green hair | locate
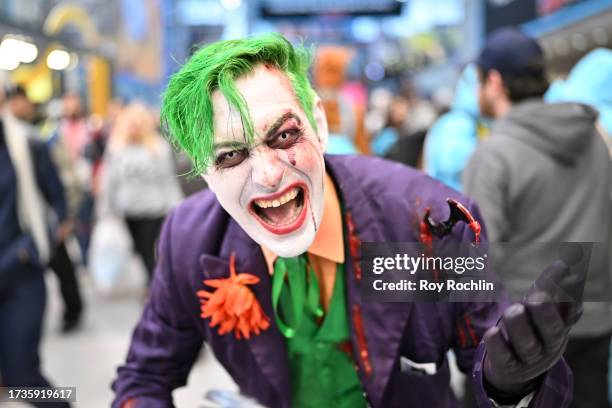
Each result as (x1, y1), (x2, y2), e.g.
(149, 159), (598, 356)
(161, 33), (317, 174)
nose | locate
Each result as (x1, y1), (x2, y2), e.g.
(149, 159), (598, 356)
(251, 148), (284, 190)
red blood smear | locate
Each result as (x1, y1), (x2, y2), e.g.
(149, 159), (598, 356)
(310, 208), (317, 232)
(469, 220), (481, 245)
(352, 304), (372, 376)
(419, 213), (439, 281)
(287, 150), (296, 166)
(454, 200), (481, 245)
(419, 219), (433, 248)
(463, 313), (478, 346)
(346, 212), (362, 281)
(457, 325), (467, 348)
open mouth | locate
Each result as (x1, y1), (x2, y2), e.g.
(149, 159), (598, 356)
(249, 184), (308, 235)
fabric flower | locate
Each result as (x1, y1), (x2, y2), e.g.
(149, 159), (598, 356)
(197, 253), (270, 339)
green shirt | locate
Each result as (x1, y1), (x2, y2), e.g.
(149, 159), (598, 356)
(275, 262), (366, 408)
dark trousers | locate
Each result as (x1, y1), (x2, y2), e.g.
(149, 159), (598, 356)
(48, 241), (83, 323)
(564, 332), (612, 408)
(0, 271), (70, 407)
(75, 192), (94, 264)
(125, 216), (164, 283)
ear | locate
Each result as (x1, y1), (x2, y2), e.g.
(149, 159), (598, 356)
(488, 70), (505, 94)
(312, 94), (328, 153)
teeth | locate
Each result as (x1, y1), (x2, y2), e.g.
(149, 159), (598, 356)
(255, 187), (300, 209)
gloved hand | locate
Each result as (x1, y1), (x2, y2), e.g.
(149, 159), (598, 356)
(483, 258), (585, 400)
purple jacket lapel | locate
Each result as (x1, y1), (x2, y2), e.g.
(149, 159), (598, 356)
(199, 220), (291, 405)
(327, 156), (413, 407)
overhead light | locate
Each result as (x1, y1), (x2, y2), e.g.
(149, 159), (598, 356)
(220, 0), (241, 11)
(0, 53), (19, 70)
(18, 42), (38, 63)
(0, 37), (38, 63)
(47, 49), (71, 70)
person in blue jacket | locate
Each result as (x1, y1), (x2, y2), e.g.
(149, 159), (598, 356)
(424, 64), (487, 191)
(0, 88), (69, 407)
(546, 48), (612, 138)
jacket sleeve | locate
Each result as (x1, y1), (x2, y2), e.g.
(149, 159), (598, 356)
(449, 201), (573, 407)
(112, 211), (205, 408)
(31, 140), (67, 222)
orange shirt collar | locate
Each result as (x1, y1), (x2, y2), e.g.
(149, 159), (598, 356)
(261, 173), (344, 271)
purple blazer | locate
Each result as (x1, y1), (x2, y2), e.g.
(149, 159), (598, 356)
(112, 155), (572, 408)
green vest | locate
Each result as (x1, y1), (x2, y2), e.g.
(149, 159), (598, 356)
(274, 262), (367, 408)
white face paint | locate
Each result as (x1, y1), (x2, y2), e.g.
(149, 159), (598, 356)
(203, 64), (329, 257)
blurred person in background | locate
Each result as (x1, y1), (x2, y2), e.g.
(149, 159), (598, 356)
(463, 28), (612, 408)
(99, 103), (183, 284)
(5, 85), (37, 124)
(370, 94), (405, 157)
(0, 88), (69, 407)
(364, 86), (393, 148)
(380, 84), (438, 168)
(312, 46), (361, 155)
(546, 47), (612, 142)
(403, 83), (438, 137)
(424, 64), (487, 191)
(380, 94), (428, 166)
(59, 94), (95, 264)
(39, 98), (85, 333)
(545, 46), (612, 408)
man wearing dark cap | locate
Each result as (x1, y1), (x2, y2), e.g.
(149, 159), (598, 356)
(464, 28), (612, 408)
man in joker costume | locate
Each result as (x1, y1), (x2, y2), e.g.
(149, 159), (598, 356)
(113, 34), (577, 407)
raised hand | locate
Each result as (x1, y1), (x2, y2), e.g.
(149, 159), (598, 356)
(483, 258), (585, 400)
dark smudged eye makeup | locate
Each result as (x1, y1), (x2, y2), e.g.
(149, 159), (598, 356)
(215, 149), (249, 169)
(267, 128), (302, 149)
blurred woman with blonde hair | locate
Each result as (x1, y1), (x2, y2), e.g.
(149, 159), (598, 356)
(99, 102), (183, 283)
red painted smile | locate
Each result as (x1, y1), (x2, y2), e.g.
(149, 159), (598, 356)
(248, 182), (309, 235)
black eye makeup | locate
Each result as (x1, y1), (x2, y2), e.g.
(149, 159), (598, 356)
(267, 125), (303, 149)
(215, 148), (249, 169)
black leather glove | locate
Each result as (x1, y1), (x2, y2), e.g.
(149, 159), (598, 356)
(483, 259), (584, 400)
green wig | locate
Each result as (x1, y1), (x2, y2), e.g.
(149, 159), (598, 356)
(161, 33), (317, 174)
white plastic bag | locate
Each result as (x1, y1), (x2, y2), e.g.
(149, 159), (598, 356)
(88, 216), (132, 291)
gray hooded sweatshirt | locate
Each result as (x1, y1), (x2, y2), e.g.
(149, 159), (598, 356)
(463, 100), (612, 337)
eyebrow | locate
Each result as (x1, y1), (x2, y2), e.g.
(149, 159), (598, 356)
(213, 111), (302, 151)
(265, 111), (302, 138)
(213, 141), (249, 151)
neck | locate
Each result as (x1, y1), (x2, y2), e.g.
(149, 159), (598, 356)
(494, 97), (512, 119)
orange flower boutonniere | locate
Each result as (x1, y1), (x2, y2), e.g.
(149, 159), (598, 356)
(197, 253), (270, 339)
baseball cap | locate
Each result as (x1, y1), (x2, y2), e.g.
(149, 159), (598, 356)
(477, 27), (544, 77)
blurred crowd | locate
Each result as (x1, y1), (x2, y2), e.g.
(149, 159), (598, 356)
(0, 27), (611, 408)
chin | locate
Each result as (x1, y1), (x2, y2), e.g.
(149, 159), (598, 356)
(262, 226), (317, 258)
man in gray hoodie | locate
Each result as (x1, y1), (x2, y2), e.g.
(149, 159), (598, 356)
(464, 28), (612, 408)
